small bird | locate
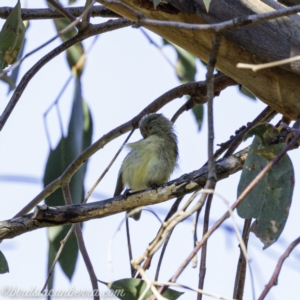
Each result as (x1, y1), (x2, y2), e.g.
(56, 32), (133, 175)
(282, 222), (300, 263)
(114, 113), (178, 220)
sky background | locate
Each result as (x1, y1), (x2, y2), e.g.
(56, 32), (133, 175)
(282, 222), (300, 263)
(0, 1), (300, 299)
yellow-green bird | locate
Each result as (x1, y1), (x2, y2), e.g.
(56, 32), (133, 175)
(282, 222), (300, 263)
(114, 113), (178, 220)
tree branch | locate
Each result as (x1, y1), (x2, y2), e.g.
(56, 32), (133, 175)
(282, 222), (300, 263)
(104, 0), (300, 33)
(101, 0), (300, 120)
(13, 73), (236, 217)
(0, 6), (120, 20)
(258, 236), (300, 300)
(46, 0), (77, 23)
(0, 147), (249, 240)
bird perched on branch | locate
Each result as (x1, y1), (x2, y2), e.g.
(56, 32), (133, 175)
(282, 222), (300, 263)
(114, 113), (178, 220)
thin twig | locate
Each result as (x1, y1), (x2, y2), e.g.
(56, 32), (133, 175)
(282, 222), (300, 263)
(258, 236), (300, 300)
(74, 223), (99, 300)
(208, 105), (277, 165)
(135, 197), (183, 279)
(107, 218), (125, 282)
(154, 230), (174, 281)
(206, 33), (222, 180)
(62, 185), (99, 300)
(152, 197), (185, 281)
(197, 194), (213, 300)
(125, 215), (134, 277)
(127, 2), (300, 33)
(47, 0), (77, 23)
(195, 32), (221, 300)
(171, 74), (237, 123)
(237, 56), (300, 72)
(41, 224), (75, 293)
(84, 129), (134, 203)
(232, 219), (252, 300)
(223, 106), (277, 157)
(139, 28), (177, 72)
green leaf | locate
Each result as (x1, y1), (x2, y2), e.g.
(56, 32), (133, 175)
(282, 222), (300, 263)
(237, 125), (294, 249)
(153, 0), (160, 9)
(203, 0), (212, 12)
(49, 3), (85, 77)
(192, 104), (204, 131)
(0, 0), (25, 69)
(0, 251), (9, 274)
(163, 39), (196, 84)
(239, 86), (256, 101)
(100, 278), (183, 300)
(43, 77), (93, 280)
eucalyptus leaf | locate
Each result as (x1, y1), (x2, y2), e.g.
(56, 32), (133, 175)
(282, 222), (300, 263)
(192, 104), (204, 131)
(49, 1), (85, 77)
(0, 0), (25, 69)
(0, 251), (9, 274)
(237, 124), (294, 248)
(163, 39), (196, 84)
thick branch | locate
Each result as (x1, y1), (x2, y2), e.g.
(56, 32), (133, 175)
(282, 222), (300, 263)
(0, 147), (248, 240)
(0, 6), (120, 20)
(102, 0), (300, 120)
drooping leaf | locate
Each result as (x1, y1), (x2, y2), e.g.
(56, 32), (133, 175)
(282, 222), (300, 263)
(100, 278), (183, 300)
(0, 251), (9, 274)
(192, 104), (204, 131)
(43, 78), (93, 280)
(239, 85), (256, 101)
(163, 39), (196, 84)
(49, 1), (85, 77)
(203, 0), (212, 12)
(0, 0), (25, 69)
(237, 124), (294, 249)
